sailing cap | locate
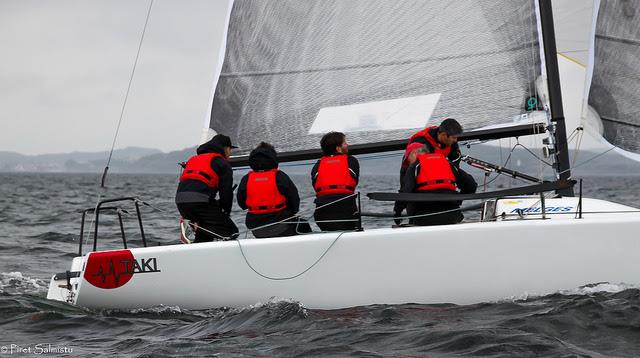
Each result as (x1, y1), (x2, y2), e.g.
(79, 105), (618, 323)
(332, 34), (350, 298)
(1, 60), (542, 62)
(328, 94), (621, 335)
(212, 134), (238, 149)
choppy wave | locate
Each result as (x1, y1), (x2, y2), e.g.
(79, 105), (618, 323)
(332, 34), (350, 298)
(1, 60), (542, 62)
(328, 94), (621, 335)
(560, 282), (640, 296)
(2, 282), (640, 356)
(2, 173), (640, 357)
(0, 272), (48, 295)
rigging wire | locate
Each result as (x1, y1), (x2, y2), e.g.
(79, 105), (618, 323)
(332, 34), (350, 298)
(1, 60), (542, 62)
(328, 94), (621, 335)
(513, 142), (553, 167)
(571, 127), (584, 169)
(102, 0), (154, 187)
(84, 0), (154, 250)
(559, 146), (617, 176)
(471, 138), (555, 190)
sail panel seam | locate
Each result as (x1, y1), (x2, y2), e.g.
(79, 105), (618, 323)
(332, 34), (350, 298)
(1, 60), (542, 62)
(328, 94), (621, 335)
(595, 34), (640, 47)
(600, 117), (640, 128)
(219, 44), (539, 78)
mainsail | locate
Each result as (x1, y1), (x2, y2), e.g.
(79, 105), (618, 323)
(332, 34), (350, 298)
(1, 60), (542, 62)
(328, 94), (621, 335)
(585, 0), (640, 158)
(209, 0), (544, 156)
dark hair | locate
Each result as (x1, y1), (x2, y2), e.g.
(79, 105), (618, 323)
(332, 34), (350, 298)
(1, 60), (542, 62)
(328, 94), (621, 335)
(256, 141), (276, 155)
(438, 118), (463, 136)
(320, 132), (345, 155)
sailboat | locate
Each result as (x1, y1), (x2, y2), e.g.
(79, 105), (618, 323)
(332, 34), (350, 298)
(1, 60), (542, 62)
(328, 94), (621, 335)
(47, 0), (640, 310)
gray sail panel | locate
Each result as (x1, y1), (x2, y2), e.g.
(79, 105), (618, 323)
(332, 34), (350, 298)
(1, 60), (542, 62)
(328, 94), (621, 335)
(587, 0), (640, 154)
(210, 0), (542, 155)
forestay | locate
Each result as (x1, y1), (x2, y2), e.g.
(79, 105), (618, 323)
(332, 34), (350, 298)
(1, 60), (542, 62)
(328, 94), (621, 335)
(585, 0), (640, 158)
(208, 0), (544, 155)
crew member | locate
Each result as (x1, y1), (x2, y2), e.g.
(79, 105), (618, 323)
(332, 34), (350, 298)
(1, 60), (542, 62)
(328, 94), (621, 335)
(237, 142), (311, 238)
(394, 146), (477, 226)
(395, 118), (477, 222)
(175, 134), (239, 242)
(400, 118), (465, 183)
(311, 132), (360, 231)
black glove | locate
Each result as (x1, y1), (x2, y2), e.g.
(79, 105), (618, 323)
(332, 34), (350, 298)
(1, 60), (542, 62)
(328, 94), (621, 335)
(394, 210), (403, 225)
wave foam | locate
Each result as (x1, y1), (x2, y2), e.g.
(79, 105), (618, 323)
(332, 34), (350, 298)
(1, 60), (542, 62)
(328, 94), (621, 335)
(559, 282), (639, 296)
(0, 271), (49, 295)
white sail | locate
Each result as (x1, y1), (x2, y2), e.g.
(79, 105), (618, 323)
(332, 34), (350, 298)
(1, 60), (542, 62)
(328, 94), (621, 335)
(584, 0), (640, 160)
(209, 0), (544, 155)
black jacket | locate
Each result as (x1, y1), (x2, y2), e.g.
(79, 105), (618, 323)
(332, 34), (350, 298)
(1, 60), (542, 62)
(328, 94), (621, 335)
(175, 138), (234, 214)
(237, 145), (301, 215)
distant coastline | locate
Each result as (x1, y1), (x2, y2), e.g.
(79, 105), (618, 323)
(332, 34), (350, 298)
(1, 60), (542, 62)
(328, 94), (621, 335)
(1, 145), (640, 176)
(0, 146), (192, 174)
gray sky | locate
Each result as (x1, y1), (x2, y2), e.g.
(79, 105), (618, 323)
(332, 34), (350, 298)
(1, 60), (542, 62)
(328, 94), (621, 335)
(0, 0), (229, 155)
(0, 0), (603, 156)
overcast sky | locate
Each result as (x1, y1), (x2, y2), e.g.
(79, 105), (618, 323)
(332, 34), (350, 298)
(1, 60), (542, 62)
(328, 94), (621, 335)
(1, 0), (603, 156)
(0, 0), (229, 155)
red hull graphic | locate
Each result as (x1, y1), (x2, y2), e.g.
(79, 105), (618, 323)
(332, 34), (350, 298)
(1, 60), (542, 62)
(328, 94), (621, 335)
(84, 250), (135, 289)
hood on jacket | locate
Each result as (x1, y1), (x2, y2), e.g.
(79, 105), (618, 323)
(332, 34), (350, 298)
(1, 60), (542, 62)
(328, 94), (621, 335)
(249, 146), (278, 171)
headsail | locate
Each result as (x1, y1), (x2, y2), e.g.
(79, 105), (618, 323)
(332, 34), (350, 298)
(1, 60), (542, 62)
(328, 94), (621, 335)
(585, 0), (640, 160)
(209, 0), (544, 156)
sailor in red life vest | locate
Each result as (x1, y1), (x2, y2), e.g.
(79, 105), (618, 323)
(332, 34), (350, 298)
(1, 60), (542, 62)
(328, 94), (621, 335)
(400, 118), (465, 183)
(311, 132), (360, 231)
(175, 134), (239, 242)
(394, 146), (477, 226)
(237, 142), (311, 238)
(395, 118), (477, 224)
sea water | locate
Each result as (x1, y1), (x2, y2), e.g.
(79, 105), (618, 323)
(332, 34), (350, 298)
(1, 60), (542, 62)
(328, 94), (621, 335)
(1, 172), (640, 357)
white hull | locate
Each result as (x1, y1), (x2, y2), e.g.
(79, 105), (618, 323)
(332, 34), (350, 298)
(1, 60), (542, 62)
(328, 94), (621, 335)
(48, 197), (640, 310)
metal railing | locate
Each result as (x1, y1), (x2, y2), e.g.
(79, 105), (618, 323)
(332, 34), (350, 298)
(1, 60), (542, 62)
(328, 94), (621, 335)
(78, 197), (147, 256)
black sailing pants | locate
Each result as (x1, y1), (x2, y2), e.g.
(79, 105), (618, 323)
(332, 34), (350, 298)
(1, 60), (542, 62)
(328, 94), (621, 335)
(177, 202), (238, 242)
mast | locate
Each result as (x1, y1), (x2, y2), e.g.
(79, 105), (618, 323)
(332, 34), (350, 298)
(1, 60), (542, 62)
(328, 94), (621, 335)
(538, 0), (574, 196)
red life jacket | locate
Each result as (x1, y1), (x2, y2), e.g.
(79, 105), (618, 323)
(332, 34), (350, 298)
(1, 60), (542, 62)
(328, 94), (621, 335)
(415, 153), (457, 191)
(408, 126), (451, 157)
(179, 153), (224, 188)
(314, 155), (357, 197)
(246, 169), (287, 214)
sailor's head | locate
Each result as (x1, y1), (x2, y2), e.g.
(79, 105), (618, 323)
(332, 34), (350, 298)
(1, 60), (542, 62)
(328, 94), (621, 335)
(321, 131), (348, 155)
(211, 134), (237, 158)
(437, 118), (463, 147)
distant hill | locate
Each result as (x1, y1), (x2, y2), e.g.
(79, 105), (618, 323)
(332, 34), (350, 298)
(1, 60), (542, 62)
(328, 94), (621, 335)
(0, 147), (164, 173)
(2, 144), (640, 176)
